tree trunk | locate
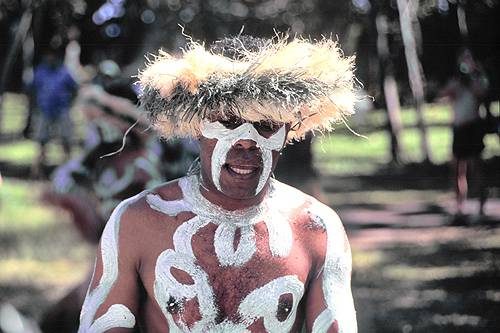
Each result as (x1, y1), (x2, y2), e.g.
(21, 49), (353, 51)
(376, 14), (407, 164)
(457, 0), (468, 41)
(396, 0), (432, 162)
(0, 2), (33, 139)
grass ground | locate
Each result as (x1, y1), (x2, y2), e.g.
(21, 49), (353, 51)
(1, 93), (500, 331)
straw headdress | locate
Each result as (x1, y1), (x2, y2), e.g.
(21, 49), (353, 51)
(138, 34), (358, 141)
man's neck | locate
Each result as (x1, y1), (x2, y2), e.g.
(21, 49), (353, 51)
(199, 183), (269, 212)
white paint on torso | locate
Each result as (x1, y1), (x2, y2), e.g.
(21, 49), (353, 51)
(86, 304), (135, 333)
(307, 201), (357, 333)
(151, 175), (302, 331)
(79, 195), (140, 332)
(238, 275), (304, 332)
(79, 175), (356, 332)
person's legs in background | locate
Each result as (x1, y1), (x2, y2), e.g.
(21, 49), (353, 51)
(60, 111), (73, 163)
(453, 156), (468, 219)
(32, 114), (51, 179)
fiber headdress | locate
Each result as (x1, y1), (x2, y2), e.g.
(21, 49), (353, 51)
(138, 34), (358, 141)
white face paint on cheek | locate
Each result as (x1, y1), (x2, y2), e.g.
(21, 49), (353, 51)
(200, 120), (286, 195)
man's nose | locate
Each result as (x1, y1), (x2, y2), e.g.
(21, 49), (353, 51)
(234, 139), (258, 150)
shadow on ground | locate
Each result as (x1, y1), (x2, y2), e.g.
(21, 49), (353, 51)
(349, 225), (500, 333)
(316, 158), (500, 333)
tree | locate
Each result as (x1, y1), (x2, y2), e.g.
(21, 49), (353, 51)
(376, 11), (407, 163)
(396, 0), (431, 162)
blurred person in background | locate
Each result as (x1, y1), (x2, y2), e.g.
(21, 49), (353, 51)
(40, 58), (200, 332)
(438, 49), (490, 224)
(26, 47), (79, 179)
(39, 60), (165, 332)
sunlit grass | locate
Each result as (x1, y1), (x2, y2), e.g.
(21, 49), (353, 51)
(313, 131), (391, 175)
(0, 92), (85, 165)
(0, 140), (82, 166)
(313, 102), (500, 175)
(382, 263), (491, 281)
(324, 189), (450, 207)
(351, 248), (385, 270)
(0, 258), (90, 286)
(0, 178), (57, 231)
(0, 177), (94, 290)
(0, 93), (27, 136)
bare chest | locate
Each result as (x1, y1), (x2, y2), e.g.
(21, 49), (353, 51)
(141, 219), (310, 332)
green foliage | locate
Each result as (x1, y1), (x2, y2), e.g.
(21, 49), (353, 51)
(312, 102), (500, 175)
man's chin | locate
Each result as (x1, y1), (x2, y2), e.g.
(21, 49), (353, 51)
(219, 186), (259, 201)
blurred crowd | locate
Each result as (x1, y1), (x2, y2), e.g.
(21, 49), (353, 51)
(15, 32), (200, 332)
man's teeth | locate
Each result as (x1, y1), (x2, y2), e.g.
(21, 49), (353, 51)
(230, 166), (253, 175)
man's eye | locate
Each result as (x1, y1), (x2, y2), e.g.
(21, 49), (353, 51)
(219, 120), (242, 129)
(254, 121), (281, 133)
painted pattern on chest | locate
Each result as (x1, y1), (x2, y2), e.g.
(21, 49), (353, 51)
(149, 175), (304, 332)
(78, 175), (355, 332)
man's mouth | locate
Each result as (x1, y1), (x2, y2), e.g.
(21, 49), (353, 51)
(226, 164), (259, 176)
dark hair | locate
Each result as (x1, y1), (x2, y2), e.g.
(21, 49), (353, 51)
(209, 35), (271, 60)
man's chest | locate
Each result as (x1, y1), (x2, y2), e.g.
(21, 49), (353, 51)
(140, 220), (311, 332)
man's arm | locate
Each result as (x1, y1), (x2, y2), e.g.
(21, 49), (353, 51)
(78, 196), (143, 332)
(304, 203), (357, 333)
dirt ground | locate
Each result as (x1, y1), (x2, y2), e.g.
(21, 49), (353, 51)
(329, 160), (500, 333)
(345, 204), (500, 333)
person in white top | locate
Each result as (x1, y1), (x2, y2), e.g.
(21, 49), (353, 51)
(438, 49), (490, 223)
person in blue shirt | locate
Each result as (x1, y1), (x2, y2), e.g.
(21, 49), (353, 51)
(27, 47), (79, 178)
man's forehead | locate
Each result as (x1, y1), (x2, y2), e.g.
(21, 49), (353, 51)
(207, 112), (287, 125)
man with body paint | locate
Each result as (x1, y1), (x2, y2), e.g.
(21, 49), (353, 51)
(78, 35), (358, 332)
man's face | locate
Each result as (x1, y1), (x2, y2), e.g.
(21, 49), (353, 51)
(199, 113), (289, 201)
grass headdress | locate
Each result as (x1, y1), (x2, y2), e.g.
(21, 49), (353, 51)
(138, 34), (358, 141)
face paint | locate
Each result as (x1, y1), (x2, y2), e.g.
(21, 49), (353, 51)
(200, 119), (286, 196)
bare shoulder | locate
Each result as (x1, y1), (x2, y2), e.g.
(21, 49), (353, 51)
(272, 180), (349, 255)
(272, 180), (343, 230)
(104, 179), (187, 245)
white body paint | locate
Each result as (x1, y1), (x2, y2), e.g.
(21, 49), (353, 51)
(79, 175), (356, 332)
(87, 304), (135, 333)
(152, 175), (301, 332)
(238, 275), (304, 332)
(79, 195), (140, 332)
(307, 202), (357, 333)
(200, 120), (286, 195)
